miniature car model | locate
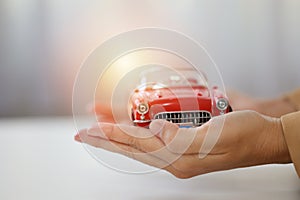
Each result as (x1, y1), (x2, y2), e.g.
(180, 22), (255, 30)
(129, 68), (232, 128)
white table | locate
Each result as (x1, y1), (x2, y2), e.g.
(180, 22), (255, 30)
(0, 117), (299, 200)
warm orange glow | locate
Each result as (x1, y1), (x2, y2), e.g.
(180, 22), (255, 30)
(95, 49), (195, 107)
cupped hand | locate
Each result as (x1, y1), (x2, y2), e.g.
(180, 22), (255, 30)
(89, 102), (133, 125)
(227, 89), (297, 117)
(75, 110), (291, 178)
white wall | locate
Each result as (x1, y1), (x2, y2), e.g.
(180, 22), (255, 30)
(0, 0), (299, 117)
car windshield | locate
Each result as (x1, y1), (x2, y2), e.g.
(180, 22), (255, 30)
(138, 67), (208, 89)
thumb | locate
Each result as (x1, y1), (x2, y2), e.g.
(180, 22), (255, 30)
(149, 120), (179, 144)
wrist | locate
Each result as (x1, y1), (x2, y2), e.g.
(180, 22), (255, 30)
(271, 118), (292, 164)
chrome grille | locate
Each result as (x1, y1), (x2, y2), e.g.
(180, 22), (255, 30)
(153, 111), (211, 127)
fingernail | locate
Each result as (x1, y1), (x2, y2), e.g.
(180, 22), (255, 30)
(74, 133), (82, 142)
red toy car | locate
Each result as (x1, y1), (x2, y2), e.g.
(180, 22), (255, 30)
(129, 68), (232, 128)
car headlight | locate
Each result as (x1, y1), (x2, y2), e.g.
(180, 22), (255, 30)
(137, 103), (149, 114)
(216, 98), (228, 111)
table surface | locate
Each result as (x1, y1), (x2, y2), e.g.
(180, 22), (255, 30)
(0, 117), (299, 200)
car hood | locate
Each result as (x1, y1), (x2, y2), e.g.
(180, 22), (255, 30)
(132, 86), (210, 103)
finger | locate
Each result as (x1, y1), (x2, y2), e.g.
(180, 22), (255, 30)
(77, 130), (228, 178)
(87, 102), (115, 123)
(77, 129), (184, 177)
(93, 102), (113, 116)
(96, 115), (115, 123)
(150, 120), (203, 154)
(87, 123), (185, 165)
(151, 120), (207, 154)
(74, 133), (82, 142)
(87, 123), (166, 153)
(93, 103), (132, 124)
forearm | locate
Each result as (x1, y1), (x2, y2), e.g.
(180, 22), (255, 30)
(284, 88), (300, 111)
(227, 89), (299, 117)
(251, 88), (300, 117)
(257, 96), (297, 117)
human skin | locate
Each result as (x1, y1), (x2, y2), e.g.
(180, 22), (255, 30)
(75, 110), (292, 178)
(227, 90), (297, 117)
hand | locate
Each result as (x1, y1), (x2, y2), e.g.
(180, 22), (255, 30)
(88, 102), (128, 124)
(91, 102), (114, 123)
(75, 110), (291, 178)
(227, 89), (296, 117)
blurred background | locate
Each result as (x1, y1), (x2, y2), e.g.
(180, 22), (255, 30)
(0, 0), (299, 118)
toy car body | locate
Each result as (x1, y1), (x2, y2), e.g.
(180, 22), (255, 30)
(129, 69), (232, 128)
